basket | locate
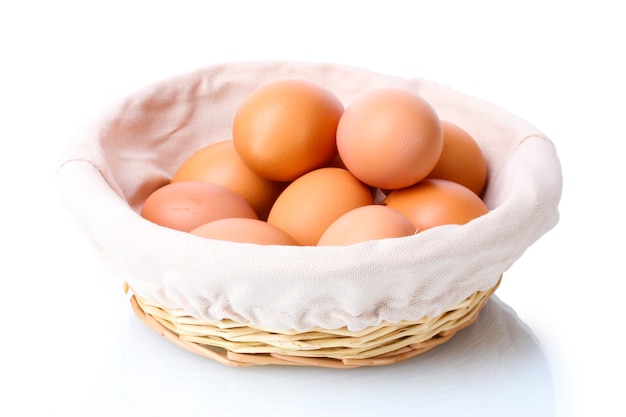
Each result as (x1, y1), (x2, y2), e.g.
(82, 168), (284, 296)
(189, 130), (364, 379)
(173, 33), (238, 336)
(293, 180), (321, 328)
(56, 61), (562, 367)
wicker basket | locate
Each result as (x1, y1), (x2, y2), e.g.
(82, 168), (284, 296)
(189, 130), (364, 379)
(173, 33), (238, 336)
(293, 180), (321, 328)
(57, 61), (562, 368)
(126, 278), (500, 368)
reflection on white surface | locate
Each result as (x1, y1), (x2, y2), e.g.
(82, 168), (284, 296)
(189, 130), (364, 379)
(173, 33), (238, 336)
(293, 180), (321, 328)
(87, 295), (554, 417)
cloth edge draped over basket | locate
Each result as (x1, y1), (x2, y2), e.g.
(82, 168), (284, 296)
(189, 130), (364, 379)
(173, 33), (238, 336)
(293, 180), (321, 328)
(56, 61), (562, 333)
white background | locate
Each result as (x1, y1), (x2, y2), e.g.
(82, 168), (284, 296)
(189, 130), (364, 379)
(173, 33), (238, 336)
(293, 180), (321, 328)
(1, 1), (624, 416)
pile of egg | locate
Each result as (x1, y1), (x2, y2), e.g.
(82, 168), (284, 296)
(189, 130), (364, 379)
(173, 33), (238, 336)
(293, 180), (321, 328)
(140, 79), (488, 246)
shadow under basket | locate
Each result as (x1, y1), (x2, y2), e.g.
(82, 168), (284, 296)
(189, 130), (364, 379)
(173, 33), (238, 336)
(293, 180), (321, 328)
(126, 278), (500, 368)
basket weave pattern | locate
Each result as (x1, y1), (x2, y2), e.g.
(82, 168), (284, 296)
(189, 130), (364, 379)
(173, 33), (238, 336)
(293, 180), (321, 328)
(128, 278), (499, 368)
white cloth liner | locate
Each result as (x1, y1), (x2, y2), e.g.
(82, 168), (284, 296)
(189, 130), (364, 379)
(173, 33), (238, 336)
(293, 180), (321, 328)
(56, 61), (562, 332)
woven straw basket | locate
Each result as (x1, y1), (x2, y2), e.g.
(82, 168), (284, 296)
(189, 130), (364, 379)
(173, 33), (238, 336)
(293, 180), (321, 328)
(57, 61), (562, 368)
(126, 279), (500, 368)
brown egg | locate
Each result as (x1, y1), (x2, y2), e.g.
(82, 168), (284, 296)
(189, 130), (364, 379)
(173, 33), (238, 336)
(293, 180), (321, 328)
(190, 218), (299, 246)
(382, 179), (489, 232)
(171, 140), (285, 220)
(232, 78), (344, 182)
(317, 204), (416, 246)
(336, 87), (443, 189)
(267, 167), (374, 246)
(425, 121), (488, 196)
(140, 181), (258, 232)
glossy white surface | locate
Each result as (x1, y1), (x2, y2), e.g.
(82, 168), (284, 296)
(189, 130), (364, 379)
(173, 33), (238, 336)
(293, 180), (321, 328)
(88, 295), (555, 417)
(2, 1), (624, 416)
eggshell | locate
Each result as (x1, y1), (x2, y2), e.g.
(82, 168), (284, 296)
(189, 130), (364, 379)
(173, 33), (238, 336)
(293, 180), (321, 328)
(267, 167), (374, 246)
(425, 121), (488, 196)
(172, 140), (285, 220)
(140, 181), (258, 232)
(382, 178), (489, 232)
(336, 87), (443, 189)
(232, 78), (343, 182)
(317, 204), (415, 246)
(191, 218), (299, 246)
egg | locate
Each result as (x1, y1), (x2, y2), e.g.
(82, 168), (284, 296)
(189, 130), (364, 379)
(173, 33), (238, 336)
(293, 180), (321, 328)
(267, 167), (374, 246)
(317, 204), (415, 246)
(382, 178), (489, 232)
(336, 87), (443, 190)
(171, 140), (285, 220)
(191, 218), (299, 245)
(425, 120), (488, 196)
(232, 78), (344, 182)
(140, 181), (258, 232)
